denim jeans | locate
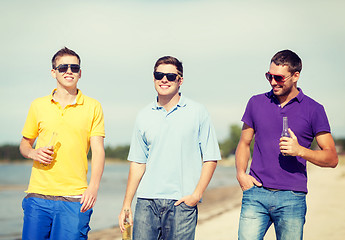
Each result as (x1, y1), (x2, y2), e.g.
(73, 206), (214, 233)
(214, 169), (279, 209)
(133, 198), (198, 240)
(238, 186), (306, 240)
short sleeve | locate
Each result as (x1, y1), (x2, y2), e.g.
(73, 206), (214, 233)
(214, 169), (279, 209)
(198, 107), (221, 161)
(127, 117), (149, 163)
(311, 104), (331, 136)
(22, 101), (39, 139)
(241, 96), (255, 130)
(90, 101), (105, 137)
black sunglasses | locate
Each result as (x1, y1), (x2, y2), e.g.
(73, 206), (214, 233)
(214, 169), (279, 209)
(55, 64), (80, 73)
(154, 72), (179, 81)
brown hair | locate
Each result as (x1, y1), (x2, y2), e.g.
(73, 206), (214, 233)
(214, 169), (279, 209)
(271, 49), (302, 74)
(154, 56), (183, 77)
(51, 47), (81, 69)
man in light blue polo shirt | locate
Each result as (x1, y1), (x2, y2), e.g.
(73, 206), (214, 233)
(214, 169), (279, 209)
(118, 56), (221, 240)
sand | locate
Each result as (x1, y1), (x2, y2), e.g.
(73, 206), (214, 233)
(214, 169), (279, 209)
(89, 157), (345, 240)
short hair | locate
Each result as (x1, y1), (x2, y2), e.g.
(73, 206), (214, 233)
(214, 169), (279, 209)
(154, 56), (183, 77)
(271, 49), (302, 74)
(51, 47), (81, 69)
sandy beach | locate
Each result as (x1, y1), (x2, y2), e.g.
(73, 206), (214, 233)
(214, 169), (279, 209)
(89, 157), (345, 240)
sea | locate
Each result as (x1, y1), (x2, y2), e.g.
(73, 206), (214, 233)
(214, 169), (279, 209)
(0, 162), (237, 240)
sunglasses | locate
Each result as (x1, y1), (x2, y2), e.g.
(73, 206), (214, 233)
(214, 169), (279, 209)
(265, 72), (294, 83)
(55, 64), (81, 73)
(154, 72), (179, 81)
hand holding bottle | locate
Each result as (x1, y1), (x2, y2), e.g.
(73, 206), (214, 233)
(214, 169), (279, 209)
(41, 132), (58, 166)
(121, 209), (132, 240)
(280, 117), (291, 156)
(280, 128), (302, 157)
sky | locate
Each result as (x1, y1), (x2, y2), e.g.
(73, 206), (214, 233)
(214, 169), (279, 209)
(1, 0), (344, 147)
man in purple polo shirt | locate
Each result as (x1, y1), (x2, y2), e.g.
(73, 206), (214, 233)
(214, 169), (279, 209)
(235, 49), (338, 239)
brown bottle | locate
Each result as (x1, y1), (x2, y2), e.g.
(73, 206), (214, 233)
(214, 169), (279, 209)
(122, 210), (132, 240)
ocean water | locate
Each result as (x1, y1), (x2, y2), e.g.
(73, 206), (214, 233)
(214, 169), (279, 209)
(0, 162), (236, 239)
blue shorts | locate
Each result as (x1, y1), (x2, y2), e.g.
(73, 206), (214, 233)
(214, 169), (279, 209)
(22, 193), (93, 240)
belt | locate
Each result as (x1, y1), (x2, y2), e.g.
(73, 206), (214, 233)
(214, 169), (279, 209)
(25, 193), (81, 202)
(264, 187), (281, 192)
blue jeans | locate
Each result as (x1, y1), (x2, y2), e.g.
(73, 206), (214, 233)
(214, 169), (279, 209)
(238, 186), (306, 240)
(22, 195), (93, 240)
(133, 198), (198, 240)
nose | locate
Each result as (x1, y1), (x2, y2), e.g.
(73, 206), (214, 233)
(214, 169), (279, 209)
(161, 76), (169, 82)
(65, 66), (73, 74)
(270, 77), (278, 85)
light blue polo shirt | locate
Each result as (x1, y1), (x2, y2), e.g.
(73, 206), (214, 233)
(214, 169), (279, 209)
(128, 94), (221, 200)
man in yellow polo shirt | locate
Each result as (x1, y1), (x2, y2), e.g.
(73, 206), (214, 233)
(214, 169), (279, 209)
(19, 47), (105, 240)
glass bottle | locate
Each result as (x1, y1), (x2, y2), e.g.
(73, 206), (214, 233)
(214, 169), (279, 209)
(122, 210), (132, 240)
(41, 132), (58, 166)
(281, 117), (290, 138)
(281, 117), (290, 156)
(47, 132), (58, 150)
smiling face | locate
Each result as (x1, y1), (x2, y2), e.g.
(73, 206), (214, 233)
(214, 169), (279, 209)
(51, 55), (81, 91)
(154, 64), (183, 99)
(268, 62), (299, 98)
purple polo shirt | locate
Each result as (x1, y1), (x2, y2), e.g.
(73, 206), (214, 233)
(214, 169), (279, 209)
(242, 89), (330, 193)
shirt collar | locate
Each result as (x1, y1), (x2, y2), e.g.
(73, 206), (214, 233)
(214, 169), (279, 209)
(266, 88), (304, 104)
(151, 93), (186, 110)
(295, 88), (304, 102)
(50, 88), (84, 105)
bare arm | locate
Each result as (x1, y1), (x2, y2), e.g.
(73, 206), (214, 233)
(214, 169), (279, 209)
(280, 130), (338, 168)
(118, 161), (146, 232)
(80, 136), (105, 212)
(174, 160), (217, 207)
(19, 137), (54, 164)
(235, 123), (262, 191)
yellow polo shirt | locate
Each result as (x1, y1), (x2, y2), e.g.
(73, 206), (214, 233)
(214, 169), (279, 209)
(22, 89), (105, 196)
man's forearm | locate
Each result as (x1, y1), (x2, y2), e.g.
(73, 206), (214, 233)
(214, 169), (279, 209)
(19, 137), (35, 159)
(89, 136), (105, 190)
(89, 151), (105, 190)
(122, 162), (146, 208)
(284, 131), (338, 168)
(236, 123), (254, 178)
(192, 161), (217, 200)
(298, 147), (338, 168)
(235, 141), (251, 177)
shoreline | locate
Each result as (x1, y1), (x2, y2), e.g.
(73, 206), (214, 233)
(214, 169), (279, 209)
(4, 157), (344, 239)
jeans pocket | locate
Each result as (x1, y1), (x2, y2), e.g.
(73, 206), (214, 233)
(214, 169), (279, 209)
(290, 191), (306, 197)
(243, 185), (255, 193)
(179, 202), (197, 210)
(22, 197), (27, 211)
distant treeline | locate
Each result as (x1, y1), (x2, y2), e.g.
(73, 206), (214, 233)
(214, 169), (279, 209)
(336, 138), (345, 153)
(1, 125), (344, 161)
(0, 145), (26, 161)
(0, 144), (131, 162)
